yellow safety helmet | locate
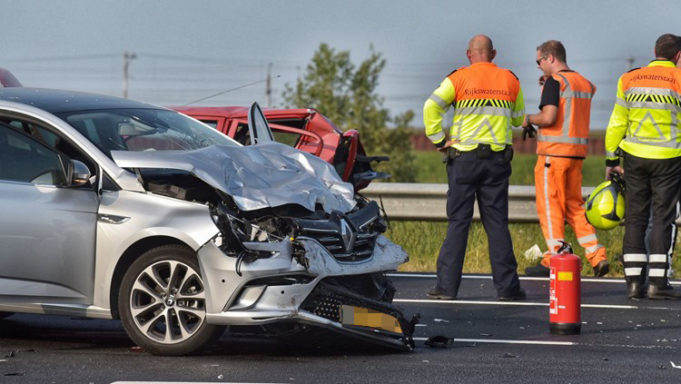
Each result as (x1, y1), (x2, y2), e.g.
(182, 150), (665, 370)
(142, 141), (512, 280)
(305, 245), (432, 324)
(585, 173), (625, 230)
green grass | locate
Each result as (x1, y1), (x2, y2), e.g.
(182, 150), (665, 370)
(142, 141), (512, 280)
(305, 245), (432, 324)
(412, 151), (606, 186)
(383, 150), (681, 277)
(386, 220), (681, 277)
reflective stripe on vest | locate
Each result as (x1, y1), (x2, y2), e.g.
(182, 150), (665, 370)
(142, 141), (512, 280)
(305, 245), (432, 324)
(621, 86), (681, 149)
(427, 131), (446, 143)
(536, 133), (588, 144)
(428, 93), (449, 109)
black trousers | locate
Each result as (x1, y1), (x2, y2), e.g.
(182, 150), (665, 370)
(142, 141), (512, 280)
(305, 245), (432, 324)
(622, 152), (681, 287)
(435, 149), (521, 297)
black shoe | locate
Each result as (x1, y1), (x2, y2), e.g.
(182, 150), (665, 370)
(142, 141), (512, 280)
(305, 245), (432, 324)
(627, 281), (645, 299)
(498, 288), (526, 301)
(525, 264), (550, 277)
(648, 284), (681, 300)
(593, 260), (610, 277)
(427, 287), (456, 300)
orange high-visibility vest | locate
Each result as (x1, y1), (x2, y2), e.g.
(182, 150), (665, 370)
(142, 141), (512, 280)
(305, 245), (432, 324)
(537, 71), (595, 158)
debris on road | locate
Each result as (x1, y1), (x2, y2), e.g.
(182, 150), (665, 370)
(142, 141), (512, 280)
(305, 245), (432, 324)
(424, 335), (453, 348)
(523, 244), (542, 262)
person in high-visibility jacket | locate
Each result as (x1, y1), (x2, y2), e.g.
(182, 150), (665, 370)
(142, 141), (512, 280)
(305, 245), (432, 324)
(605, 33), (681, 300)
(423, 34), (525, 301)
(522, 40), (609, 277)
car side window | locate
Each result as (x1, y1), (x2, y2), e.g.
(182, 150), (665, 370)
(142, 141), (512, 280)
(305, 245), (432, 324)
(1, 117), (98, 176)
(270, 125), (302, 147)
(200, 119), (218, 129)
(0, 123), (66, 185)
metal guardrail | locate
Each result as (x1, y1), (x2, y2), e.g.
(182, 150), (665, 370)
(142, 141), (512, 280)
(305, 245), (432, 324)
(363, 183), (595, 222)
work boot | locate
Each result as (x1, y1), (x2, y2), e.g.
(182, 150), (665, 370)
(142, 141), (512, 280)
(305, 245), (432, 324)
(648, 283), (681, 300)
(593, 260), (610, 277)
(525, 263), (549, 277)
(627, 281), (645, 299)
(498, 288), (526, 301)
(427, 287), (456, 300)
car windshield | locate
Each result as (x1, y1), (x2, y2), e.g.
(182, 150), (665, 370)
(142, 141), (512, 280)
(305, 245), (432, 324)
(58, 108), (238, 158)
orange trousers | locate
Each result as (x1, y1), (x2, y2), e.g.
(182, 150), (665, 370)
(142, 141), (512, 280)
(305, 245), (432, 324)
(534, 155), (606, 267)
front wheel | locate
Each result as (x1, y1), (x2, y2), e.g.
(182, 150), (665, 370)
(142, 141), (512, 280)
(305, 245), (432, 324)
(118, 245), (225, 355)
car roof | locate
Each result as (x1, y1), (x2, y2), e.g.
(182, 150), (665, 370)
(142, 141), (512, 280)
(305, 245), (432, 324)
(0, 87), (162, 114)
(171, 105), (315, 120)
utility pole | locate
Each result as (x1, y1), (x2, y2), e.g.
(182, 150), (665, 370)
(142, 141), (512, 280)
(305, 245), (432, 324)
(627, 56), (635, 71)
(265, 63), (273, 107)
(123, 51), (137, 99)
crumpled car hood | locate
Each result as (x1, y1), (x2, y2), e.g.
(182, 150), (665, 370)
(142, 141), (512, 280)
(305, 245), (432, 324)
(111, 143), (356, 213)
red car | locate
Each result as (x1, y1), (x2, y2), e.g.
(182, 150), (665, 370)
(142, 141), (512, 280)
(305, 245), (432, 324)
(172, 106), (388, 190)
(0, 68), (22, 88)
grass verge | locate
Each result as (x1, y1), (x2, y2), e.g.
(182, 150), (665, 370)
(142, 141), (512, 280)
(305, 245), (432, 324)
(383, 151), (681, 277)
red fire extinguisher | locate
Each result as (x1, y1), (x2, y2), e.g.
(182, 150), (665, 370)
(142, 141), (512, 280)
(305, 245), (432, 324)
(549, 242), (581, 335)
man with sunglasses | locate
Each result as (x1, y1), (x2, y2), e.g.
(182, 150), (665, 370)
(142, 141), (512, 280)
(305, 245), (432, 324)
(523, 40), (609, 277)
(605, 34), (681, 299)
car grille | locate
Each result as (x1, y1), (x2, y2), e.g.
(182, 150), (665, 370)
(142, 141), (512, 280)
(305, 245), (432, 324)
(300, 278), (403, 325)
(304, 293), (343, 322)
(301, 229), (378, 262)
(294, 202), (383, 262)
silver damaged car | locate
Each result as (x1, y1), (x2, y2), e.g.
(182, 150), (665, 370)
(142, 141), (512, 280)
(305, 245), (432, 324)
(0, 88), (415, 355)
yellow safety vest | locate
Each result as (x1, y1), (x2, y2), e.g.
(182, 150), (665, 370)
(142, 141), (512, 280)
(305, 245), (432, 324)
(423, 62), (525, 152)
(605, 60), (681, 160)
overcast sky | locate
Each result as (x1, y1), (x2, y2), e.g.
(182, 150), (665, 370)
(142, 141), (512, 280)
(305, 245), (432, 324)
(2, 0), (681, 129)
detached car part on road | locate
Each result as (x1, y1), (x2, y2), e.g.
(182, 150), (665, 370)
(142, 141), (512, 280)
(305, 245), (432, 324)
(171, 106), (389, 191)
(0, 88), (415, 355)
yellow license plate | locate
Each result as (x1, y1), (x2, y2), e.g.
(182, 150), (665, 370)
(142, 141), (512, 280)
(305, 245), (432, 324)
(340, 305), (403, 334)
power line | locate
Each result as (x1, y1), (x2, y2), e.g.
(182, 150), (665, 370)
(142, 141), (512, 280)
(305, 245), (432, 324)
(182, 76), (279, 106)
(3, 53), (119, 62)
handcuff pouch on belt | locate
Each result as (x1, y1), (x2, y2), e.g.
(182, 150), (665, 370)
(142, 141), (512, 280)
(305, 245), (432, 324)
(443, 147), (462, 163)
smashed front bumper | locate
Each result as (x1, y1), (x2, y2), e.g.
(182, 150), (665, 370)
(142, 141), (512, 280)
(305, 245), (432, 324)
(197, 235), (415, 351)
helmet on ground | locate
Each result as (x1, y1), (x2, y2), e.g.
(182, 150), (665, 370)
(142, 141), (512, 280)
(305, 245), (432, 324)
(585, 173), (625, 230)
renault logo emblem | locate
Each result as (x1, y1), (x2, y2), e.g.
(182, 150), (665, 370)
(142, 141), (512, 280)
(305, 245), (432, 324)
(340, 218), (356, 251)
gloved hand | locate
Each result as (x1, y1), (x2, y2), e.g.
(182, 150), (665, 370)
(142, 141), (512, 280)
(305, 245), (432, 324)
(522, 125), (536, 141)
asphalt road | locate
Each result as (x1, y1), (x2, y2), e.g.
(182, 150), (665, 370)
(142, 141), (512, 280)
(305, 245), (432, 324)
(1, 273), (681, 384)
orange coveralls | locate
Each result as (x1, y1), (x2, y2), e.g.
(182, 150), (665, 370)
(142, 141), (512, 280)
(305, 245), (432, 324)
(535, 71), (607, 268)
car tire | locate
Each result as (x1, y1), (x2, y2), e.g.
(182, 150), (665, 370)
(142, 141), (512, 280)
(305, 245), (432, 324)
(118, 244), (225, 356)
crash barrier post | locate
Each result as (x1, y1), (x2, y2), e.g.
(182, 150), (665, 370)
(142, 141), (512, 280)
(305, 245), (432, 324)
(549, 245), (582, 335)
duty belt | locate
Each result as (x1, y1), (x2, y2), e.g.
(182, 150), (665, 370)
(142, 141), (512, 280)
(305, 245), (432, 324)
(444, 144), (513, 162)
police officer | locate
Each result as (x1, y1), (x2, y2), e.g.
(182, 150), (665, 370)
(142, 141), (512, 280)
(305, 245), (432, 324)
(523, 40), (609, 277)
(423, 35), (525, 300)
(605, 33), (681, 299)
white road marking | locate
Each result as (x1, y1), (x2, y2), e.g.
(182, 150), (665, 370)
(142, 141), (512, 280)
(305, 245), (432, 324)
(112, 382), (283, 384)
(394, 298), (666, 310)
(387, 273), (681, 285)
(413, 337), (576, 346)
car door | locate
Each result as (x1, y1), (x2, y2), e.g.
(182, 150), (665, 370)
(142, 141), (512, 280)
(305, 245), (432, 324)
(0, 122), (99, 305)
(247, 102), (274, 145)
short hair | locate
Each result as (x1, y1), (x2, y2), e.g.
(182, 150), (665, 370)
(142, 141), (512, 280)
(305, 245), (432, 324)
(655, 34), (681, 60)
(537, 40), (567, 63)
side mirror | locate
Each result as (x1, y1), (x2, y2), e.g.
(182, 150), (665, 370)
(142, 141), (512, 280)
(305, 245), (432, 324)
(68, 159), (92, 187)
